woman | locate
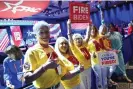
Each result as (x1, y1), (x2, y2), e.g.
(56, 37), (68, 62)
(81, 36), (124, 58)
(55, 37), (85, 89)
(107, 23), (131, 82)
(3, 45), (25, 89)
(99, 24), (117, 86)
(67, 20), (92, 89)
(88, 25), (108, 89)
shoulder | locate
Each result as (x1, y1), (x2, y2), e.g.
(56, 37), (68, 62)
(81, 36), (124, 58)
(3, 57), (11, 66)
(114, 32), (121, 35)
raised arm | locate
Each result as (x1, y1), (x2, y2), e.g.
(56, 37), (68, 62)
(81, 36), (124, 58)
(67, 19), (74, 45)
(84, 23), (92, 43)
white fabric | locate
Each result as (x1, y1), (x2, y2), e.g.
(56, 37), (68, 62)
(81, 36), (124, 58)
(92, 65), (108, 89)
(80, 68), (91, 89)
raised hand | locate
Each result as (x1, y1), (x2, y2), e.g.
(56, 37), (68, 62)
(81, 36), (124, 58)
(43, 53), (59, 70)
(67, 19), (71, 26)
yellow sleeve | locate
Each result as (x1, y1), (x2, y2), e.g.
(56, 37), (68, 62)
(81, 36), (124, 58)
(23, 49), (37, 72)
(58, 57), (74, 78)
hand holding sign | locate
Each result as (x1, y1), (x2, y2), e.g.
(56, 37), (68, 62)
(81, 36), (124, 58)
(98, 51), (119, 67)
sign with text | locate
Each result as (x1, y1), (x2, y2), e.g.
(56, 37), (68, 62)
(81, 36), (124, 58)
(98, 51), (119, 66)
(10, 26), (22, 47)
(69, 2), (90, 23)
(0, 0), (50, 18)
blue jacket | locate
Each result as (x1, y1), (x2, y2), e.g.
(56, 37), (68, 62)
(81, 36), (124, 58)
(3, 56), (25, 89)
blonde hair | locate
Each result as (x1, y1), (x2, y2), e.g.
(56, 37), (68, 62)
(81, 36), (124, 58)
(99, 24), (107, 35)
(55, 37), (71, 61)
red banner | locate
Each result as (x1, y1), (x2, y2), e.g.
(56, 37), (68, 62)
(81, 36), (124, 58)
(10, 26), (22, 47)
(0, 0), (50, 18)
(69, 2), (90, 23)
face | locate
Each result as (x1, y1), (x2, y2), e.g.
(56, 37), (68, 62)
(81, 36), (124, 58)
(109, 24), (115, 32)
(91, 26), (97, 37)
(101, 27), (107, 35)
(8, 54), (15, 60)
(36, 26), (50, 44)
(58, 39), (69, 54)
(74, 37), (83, 47)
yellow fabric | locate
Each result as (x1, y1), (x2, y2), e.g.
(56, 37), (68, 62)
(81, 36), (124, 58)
(99, 35), (111, 49)
(60, 55), (80, 89)
(24, 44), (66, 89)
(88, 36), (104, 66)
(70, 42), (91, 70)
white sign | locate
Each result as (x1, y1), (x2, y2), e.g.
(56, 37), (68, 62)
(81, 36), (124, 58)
(98, 51), (119, 66)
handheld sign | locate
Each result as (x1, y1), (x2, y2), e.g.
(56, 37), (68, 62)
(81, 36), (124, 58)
(69, 2), (90, 23)
(98, 51), (119, 67)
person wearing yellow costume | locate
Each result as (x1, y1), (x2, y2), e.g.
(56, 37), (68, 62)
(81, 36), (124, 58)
(67, 19), (92, 89)
(99, 24), (118, 86)
(88, 25), (108, 89)
(23, 21), (86, 89)
(55, 37), (85, 89)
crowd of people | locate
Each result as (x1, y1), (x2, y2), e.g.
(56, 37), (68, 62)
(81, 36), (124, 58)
(2, 20), (133, 89)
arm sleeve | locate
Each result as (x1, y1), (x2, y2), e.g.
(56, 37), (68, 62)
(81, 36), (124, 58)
(23, 49), (37, 72)
(3, 60), (12, 84)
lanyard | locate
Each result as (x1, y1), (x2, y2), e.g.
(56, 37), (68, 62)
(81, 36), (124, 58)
(13, 59), (23, 73)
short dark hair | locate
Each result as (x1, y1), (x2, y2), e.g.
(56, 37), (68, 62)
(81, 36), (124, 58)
(4, 45), (23, 60)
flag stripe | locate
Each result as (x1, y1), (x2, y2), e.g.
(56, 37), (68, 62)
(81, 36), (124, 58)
(0, 34), (8, 45)
(1, 37), (9, 51)
(0, 35), (9, 51)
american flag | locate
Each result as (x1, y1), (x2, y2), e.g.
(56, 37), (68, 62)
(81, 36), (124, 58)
(49, 24), (61, 39)
(71, 23), (88, 30)
(0, 29), (10, 52)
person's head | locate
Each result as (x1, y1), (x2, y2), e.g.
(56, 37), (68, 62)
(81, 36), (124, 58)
(55, 37), (70, 55)
(90, 25), (98, 37)
(99, 24), (108, 35)
(109, 23), (115, 32)
(128, 23), (132, 27)
(33, 21), (50, 45)
(72, 33), (83, 47)
(4, 45), (23, 60)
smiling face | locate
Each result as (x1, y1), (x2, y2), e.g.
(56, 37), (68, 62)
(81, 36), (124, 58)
(36, 26), (50, 45)
(58, 39), (69, 54)
(101, 26), (107, 35)
(109, 24), (115, 33)
(74, 37), (83, 47)
(91, 26), (98, 37)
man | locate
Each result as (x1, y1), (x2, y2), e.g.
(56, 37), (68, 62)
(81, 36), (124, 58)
(23, 21), (83, 89)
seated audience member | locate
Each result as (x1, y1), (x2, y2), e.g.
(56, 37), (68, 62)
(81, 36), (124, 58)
(3, 45), (25, 89)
